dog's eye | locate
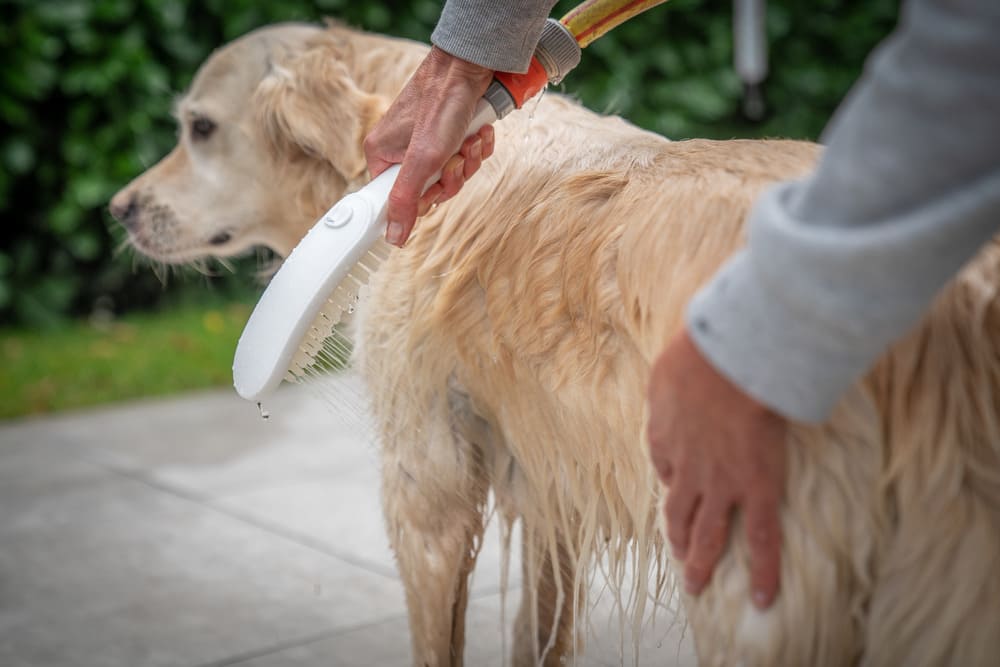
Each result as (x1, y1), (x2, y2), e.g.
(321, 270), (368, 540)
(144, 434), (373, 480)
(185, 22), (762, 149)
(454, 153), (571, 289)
(210, 231), (232, 246)
(190, 117), (216, 141)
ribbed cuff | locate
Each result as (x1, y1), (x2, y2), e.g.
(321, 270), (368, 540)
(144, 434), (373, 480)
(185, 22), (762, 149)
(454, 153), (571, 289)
(685, 249), (872, 425)
(431, 0), (556, 72)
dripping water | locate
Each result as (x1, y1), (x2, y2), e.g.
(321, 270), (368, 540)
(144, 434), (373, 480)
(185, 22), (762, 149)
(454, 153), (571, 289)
(522, 85), (548, 145)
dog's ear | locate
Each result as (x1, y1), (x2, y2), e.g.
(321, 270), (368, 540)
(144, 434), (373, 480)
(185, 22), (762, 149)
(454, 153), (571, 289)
(255, 45), (387, 183)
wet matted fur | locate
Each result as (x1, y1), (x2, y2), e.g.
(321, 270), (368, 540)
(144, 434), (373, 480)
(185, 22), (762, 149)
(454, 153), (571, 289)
(112, 21), (1000, 667)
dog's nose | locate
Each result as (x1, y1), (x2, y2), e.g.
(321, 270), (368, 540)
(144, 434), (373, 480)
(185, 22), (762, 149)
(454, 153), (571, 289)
(109, 192), (139, 229)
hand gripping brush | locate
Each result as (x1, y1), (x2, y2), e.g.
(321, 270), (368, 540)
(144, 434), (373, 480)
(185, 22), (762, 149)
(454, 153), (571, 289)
(233, 0), (671, 404)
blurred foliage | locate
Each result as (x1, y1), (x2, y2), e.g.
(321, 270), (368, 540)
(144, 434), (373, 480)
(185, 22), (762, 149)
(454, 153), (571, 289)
(552, 0), (898, 138)
(1, 0), (898, 329)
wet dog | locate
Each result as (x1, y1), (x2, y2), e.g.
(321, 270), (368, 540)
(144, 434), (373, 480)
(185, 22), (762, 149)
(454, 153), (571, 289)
(112, 21), (1000, 667)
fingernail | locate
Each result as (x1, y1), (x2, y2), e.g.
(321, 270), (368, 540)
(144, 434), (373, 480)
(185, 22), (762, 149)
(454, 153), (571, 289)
(753, 590), (770, 609)
(470, 138), (482, 160)
(386, 221), (404, 246)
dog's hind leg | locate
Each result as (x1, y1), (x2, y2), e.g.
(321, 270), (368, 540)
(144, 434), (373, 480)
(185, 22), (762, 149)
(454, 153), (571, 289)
(379, 384), (491, 667)
(512, 527), (581, 667)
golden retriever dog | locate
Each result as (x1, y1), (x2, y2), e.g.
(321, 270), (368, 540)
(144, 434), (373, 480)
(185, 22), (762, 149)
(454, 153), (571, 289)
(111, 21), (1000, 667)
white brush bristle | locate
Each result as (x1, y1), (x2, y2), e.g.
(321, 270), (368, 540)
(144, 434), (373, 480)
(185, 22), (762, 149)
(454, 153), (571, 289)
(285, 239), (392, 383)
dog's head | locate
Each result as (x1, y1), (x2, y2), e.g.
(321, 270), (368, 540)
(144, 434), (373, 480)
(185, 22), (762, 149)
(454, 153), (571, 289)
(110, 22), (402, 262)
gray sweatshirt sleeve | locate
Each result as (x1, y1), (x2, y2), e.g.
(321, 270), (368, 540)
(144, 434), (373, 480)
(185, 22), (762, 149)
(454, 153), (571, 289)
(431, 0), (559, 72)
(686, 0), (1000, 423)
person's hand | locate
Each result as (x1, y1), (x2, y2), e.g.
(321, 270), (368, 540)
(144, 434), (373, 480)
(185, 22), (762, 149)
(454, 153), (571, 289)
(646, 327), (787, 609)
(364, 46), (496, 247)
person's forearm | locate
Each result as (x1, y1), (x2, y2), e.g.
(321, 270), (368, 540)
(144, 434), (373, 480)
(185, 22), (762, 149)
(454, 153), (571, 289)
(432, 0), (560, 72)
(687, 0), (1000, 422)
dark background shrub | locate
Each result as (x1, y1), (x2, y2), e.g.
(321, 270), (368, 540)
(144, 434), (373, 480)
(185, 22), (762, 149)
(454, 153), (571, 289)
(0, 0), (897, 328)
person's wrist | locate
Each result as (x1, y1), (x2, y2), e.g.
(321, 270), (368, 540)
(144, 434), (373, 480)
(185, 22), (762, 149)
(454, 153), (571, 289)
(426, 46), (494, 86)
(677, 326), (780, 422)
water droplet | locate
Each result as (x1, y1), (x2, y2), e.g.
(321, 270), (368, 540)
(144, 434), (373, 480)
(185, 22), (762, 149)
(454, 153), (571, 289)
(257, 402), (270, 420)
(526, 85), (547, 122)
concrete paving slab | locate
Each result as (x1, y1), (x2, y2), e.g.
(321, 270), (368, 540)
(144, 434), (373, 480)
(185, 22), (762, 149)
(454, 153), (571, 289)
(0, 377), (694, 666)
(214, 475), (524, 594)
(8, 381), (376, 496)
(0, 465), (405, 667)
(234, 598), (511, 667)
(235, 590), (695, 667)
(468, 590), (697, 667)
(0, 433), (107, 511)
(11, 377), (522, 593)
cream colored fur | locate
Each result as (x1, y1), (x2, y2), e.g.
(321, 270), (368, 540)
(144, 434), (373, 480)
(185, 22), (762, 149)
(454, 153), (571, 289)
(112, 21), (1000, 667)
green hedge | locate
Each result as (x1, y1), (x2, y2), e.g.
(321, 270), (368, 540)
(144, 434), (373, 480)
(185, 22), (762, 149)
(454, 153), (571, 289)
(0, 0), (897, 328)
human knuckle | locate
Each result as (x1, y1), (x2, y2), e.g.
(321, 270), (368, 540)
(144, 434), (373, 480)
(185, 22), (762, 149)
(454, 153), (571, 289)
(667, 521), (686, 543)
(388, 193), (414, 215)
(685, 562), (708, 583)
(666, 513), (688, 540)
(699, 531), (726, 555)
(387, 187), (409, 204)
(423, 146), (449, 166)
(748, 522), (776, 549)
(656, 462), (674, 484)
(664, 495), (685, 521)
(446, 154), (465, 173)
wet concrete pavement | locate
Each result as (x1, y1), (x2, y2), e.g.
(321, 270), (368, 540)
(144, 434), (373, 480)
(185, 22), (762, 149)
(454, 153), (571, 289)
(0, 378), (694, 666)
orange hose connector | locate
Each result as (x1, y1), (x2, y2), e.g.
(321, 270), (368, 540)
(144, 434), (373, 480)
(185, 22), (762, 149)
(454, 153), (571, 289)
(493, 0), (670, 110)
(560, 0), (670, 48)
(493, 57), (551, 108)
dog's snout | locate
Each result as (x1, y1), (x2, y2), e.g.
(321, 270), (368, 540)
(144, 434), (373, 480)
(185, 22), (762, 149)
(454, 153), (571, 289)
(110, 192), (139, 229)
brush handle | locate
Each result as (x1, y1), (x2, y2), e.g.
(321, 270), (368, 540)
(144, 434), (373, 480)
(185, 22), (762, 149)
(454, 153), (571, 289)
(233, 98), (499, 401)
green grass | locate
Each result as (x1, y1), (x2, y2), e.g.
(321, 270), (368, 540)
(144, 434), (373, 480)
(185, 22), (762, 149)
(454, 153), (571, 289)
(0, 301), (254, 420)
